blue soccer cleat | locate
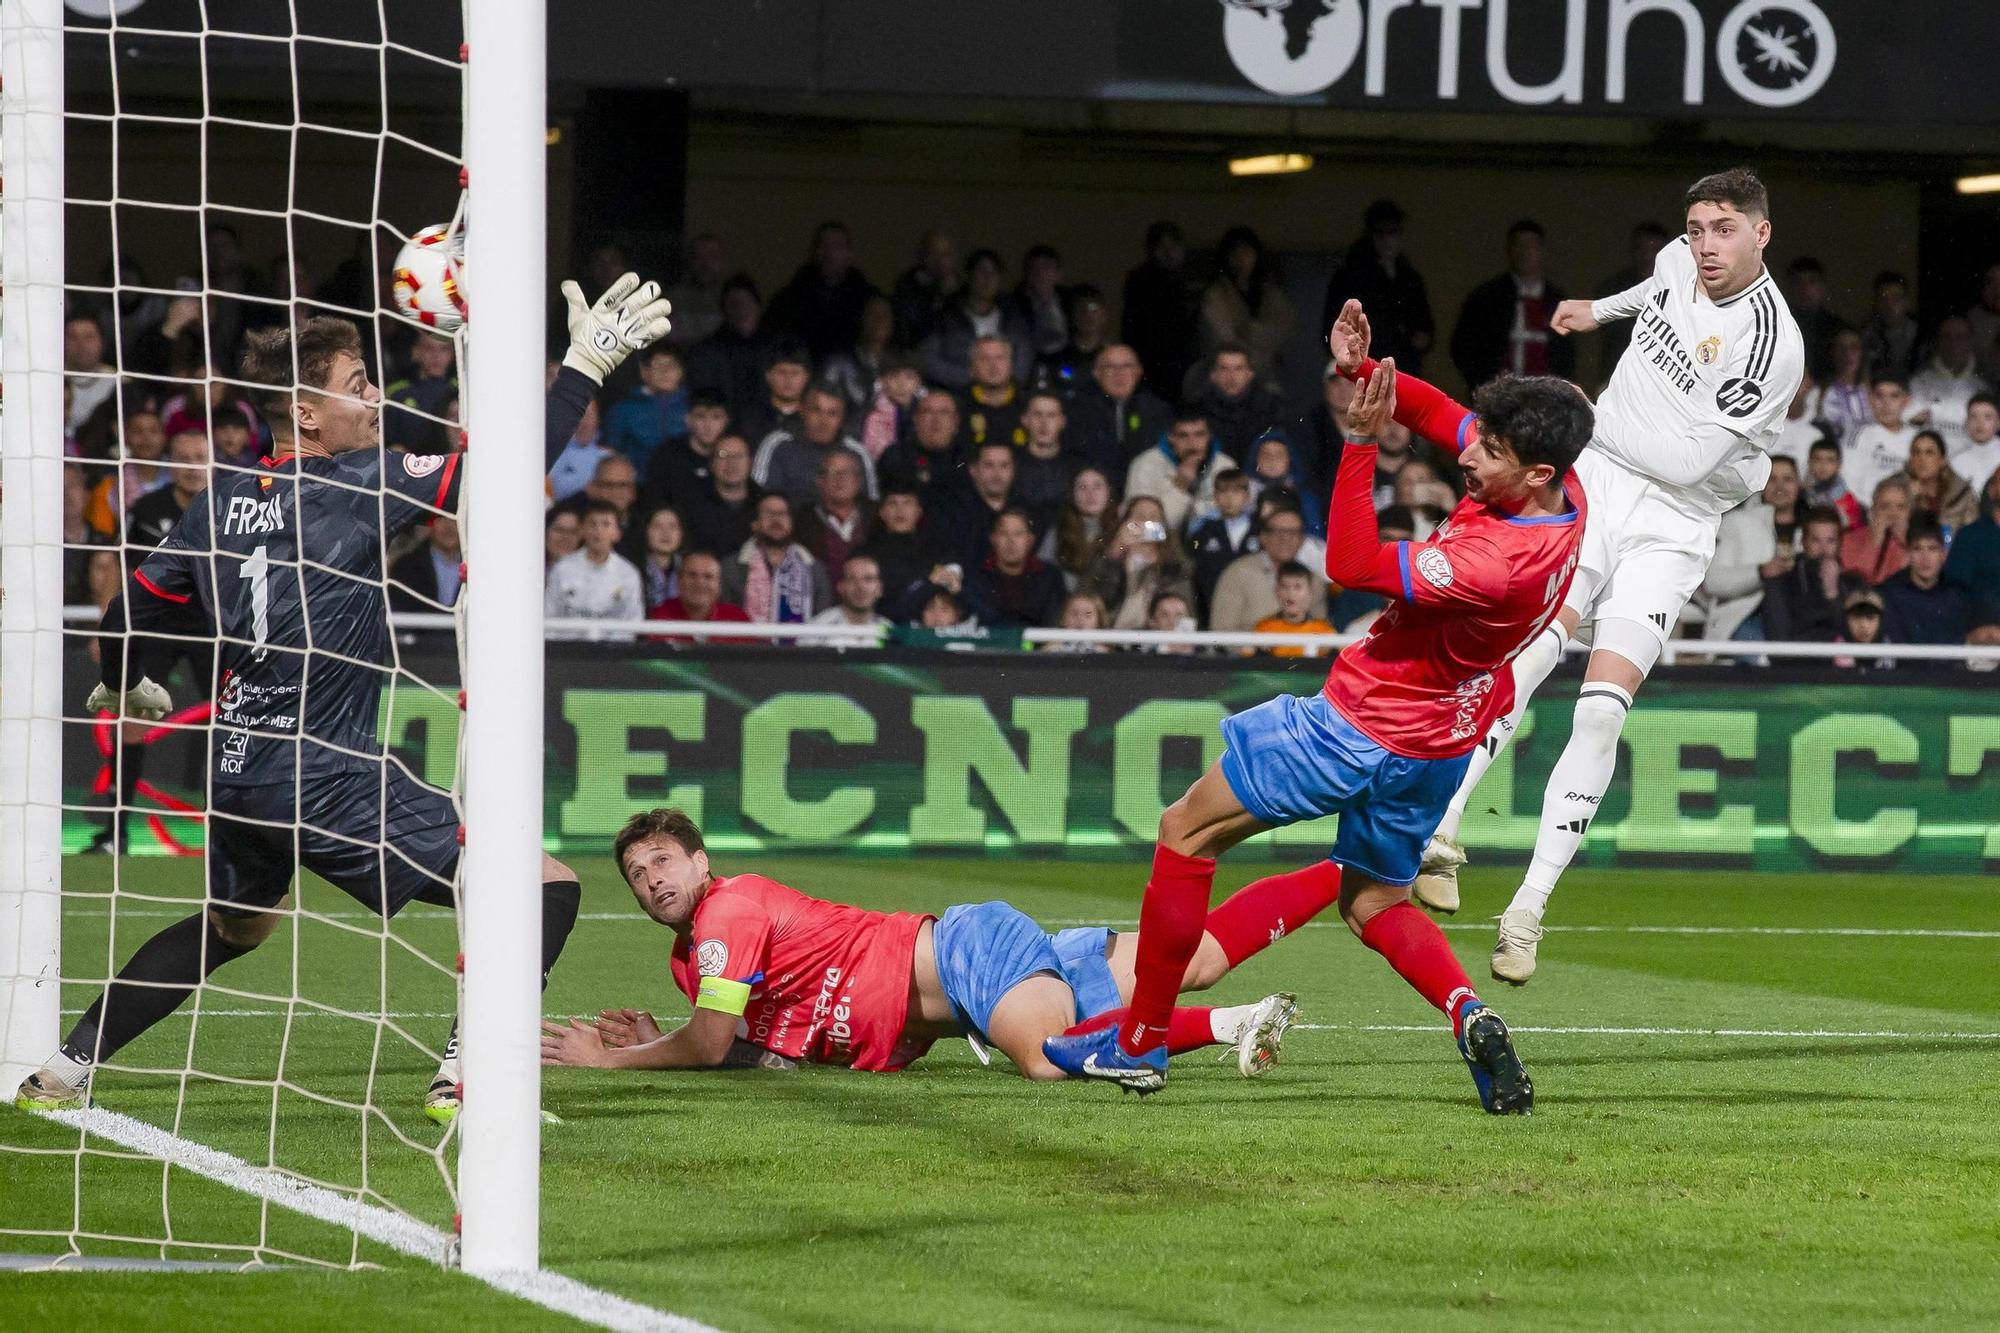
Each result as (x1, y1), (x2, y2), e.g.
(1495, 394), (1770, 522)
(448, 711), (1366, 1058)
(1042, 1026), (1167, 1094)
(1455, 999), (1534, 1115)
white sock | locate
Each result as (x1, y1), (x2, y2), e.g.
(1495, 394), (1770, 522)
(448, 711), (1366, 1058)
(434, 1030), (460, 1083)
(1510, 681), (1632, 918)
(45, 1047), (92, 1088)
(1435, 623), (1568, 844)
(1209, 1003), (1261, 1044)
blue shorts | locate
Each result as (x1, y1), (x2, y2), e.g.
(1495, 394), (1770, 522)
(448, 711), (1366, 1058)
(934, 901), (1067, 1042)
(1049, 926), (1121, 1023)
(1219, 690), (1472, 886)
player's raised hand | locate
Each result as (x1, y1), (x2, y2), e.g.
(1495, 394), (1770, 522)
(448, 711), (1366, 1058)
(560, 272), (674, 384)
(1347, 357), (1397, 439)
(594, 1007), (661, 1048)
(541, 1016), (611, 1068)
(1328, 298), (1371, 373)
(1550, 299), (1600, 337)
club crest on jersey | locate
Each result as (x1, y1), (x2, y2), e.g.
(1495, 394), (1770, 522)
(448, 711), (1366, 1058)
(1695, 335), (1722, 366)
(401, 452), (446, 478)
(1716, 377), (1764, 418)
(1414, 546), (1454, 589)
(696, 939), (729, 977)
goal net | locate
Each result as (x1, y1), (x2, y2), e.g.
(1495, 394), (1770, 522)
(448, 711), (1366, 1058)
(1, 0), (547, 1274)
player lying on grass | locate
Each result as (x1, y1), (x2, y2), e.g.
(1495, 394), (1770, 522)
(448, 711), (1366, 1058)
(1042, 312), (1592, 1112)
(539, 807), (1356, 1080)
(16, 274), (671, 1125)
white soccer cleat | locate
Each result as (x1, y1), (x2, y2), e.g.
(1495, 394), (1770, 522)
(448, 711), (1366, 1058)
(1412, 834), (1466, 915)
(422, 1075), (459, 1127)
(15, 1067), (89, 1113)
(1228, 992), (1298, 1079)
(1491, 908), (1544, 986)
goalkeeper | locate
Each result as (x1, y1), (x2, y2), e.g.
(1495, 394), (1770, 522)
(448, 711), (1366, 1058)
(16, 274), (671, 1125)
(538, 808), (1348, 1081)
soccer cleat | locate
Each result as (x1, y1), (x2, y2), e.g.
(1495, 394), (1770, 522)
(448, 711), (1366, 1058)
(1229, 992), (1297, 1079)
(1491, 908), (1544, 985)
(1041, 1026), (1167, 1095)
(1456, 1002), (1533, 1115)
(1412, 834), (1466, 914)
(422, 1076), (459, 1127)
(15, 1068), (89, 1112)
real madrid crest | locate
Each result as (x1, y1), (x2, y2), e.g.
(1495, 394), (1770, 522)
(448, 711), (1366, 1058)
(1695, 335), (1722, 367)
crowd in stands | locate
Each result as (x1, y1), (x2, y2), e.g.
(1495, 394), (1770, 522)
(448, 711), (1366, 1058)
(48, 209), (2000, 667)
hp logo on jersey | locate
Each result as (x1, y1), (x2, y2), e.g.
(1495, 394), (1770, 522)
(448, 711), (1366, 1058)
(1715, 377), (1764, 419)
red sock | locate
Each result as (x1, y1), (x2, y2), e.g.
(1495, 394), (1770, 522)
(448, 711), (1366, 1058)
(1069, 1006), (1219, 1055)
(1359, 902), (1480, 1035)
(1204, 861), (1343, 966)
(1118, 843), (1216, 1056)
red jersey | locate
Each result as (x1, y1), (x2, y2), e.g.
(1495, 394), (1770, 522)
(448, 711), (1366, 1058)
(668, 873), (935, 1071)
(1322, 361), (1587, 759)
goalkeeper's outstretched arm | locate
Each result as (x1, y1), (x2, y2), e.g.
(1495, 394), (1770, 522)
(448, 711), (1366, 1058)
(544, 272), (672, 471)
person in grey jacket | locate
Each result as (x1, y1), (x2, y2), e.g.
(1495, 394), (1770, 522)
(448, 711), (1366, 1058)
(751, 380), (879, 507)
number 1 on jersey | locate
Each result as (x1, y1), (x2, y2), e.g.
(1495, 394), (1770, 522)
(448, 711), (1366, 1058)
(239, 543), (270, 661)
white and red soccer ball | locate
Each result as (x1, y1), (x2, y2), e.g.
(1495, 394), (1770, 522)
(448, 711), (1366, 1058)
(391, 224), (466, 333)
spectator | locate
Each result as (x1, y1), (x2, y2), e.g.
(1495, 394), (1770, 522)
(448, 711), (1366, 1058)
(1122, 220), (1202, 405)
(648, 548), (754, 642)
(1762, 508), (1858, 642)
(1786, 256), (1844, 384)
(61, 464), (110, 602)
(1208, 508), (1323, 632)
(1195, 344), (1287, 463)
(1041, 465), (1116, 590)
(1842, 477), (1912, 583)
(1764, 451), (1805, 549)
(545, 499), (645, 640)
(1252, 560), (1335, 657)
(685, 274), (770, 415)
(793, 448), (875, 574)
(878, 391), (963, 498)
(1770, 372), (1826, 474)
(1832, 587), (1895, 670)
(1009, 244), (1070, 359)
(809, 554), (892, 640)
(1065, 343), (1171, 487)
(389, 516), (463, 613)
(1844, 375), (1917, 501)
(921, 249), (1032, 391)
(856, 485), (930, 615)
(1944, 468), (2000, 624)
(722, 493), (834, 623)
(1451, 220), (1574, 389)
(1049, 591), (1113, 651)
(127, 429), (209, 549)
(1186, 469), (1257, 615)
(1200, 225), (1294, 386)
(382, 332), (457, 452)
(1952, 393), (2000, 495)
(1890, 430), (1977, 534)
(1589, 221), (1670, 382)
(1804, 436), (1864, 529)
(1246, 428), (1315, 524)
(1393, 460), (1456, 538)
(822, 294), (898, 416)
(963, 508), (1066, 629)
(545, 507), (582, 570)
(916, 584), (973, 631)
(1296, 360), (1358, 506)
(851, 350), (924, 464)
(1087, 495), (1191, 630)
(1146, 589), (1197, 653)
(548, 398), (611, 503)
(890, 228), (960, 350)
(960, 334), (1026, 450)
(1126, 407), (1238, 534)
(1320, 199), (1435, 376)
(580, 454), (640, 528)
(603, 344), (689, 475)
(762, 221), (878, 362)
(1909, 314), (1991, 450)
(738, 342), (812, 449)
(1878, 519), (1970, 653)
(1814, 329), (1871, 444)
(1702, 455), (1797, 642)
(1013, 391), (1077, 530)
(635, 506), (685, 611)
(1038, 284), (1111, 392)
(65, 312), (119, 437)
(681, 433), (762, 555)
(84, 409), (168, 534)
(929, 441), (1022, 571)
(158, 365), (260, 448)
(643, 390), (730, 511)
(1971, 262), (2000, 385)
(663, 232), (730, 347)
(1255, 488), (1327, 573)
(752, 381), (878, 507)
(1860, 271), (1919, 382)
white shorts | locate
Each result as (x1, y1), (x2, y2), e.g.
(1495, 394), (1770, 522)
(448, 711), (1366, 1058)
(1564, 450), (1720, 644)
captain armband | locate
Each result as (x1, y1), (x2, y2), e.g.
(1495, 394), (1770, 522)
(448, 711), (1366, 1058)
(695, 976), (751, 1016)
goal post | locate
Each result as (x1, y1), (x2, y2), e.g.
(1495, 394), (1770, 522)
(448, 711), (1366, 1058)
(0, 0), (67, 1095)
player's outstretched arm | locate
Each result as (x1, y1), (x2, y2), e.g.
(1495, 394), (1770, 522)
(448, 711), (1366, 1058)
(545, 272), (672, 471)
(541, 1006), (737, 1070)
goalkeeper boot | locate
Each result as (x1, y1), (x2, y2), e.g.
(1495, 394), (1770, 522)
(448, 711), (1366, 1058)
(1041, 1026), (1166, 1095)
(1412, 834), (1466, 915)
(15, 1067), (89, 1112)
(1455, 1000), (1533, 1116)
(1228, 992), (1297, 1079)
(1491, 908), (1545, 986)
(423, 1033), (461, 1126)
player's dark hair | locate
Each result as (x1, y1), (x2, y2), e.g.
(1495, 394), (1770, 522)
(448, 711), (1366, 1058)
(614, 807), (706, 876)
(242, 316), (363, 398)
(1686, 168), (1770, 220)
(1275, 560), (1312, 583)
(1802, 505), (1844, 534)
(1469, 375), (1593, 479)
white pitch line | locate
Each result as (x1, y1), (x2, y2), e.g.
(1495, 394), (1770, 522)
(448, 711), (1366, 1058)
(1296, 1023), (2000, 1039)
(33, 1107), (721, 1333)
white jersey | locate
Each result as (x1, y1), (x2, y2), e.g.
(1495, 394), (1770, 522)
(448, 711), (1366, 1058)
(545, 548), (645, 641)
(1588, 236), (1805, 519)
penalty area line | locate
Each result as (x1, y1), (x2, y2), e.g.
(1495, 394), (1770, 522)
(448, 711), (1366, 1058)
(34, 1106), (721, 1333)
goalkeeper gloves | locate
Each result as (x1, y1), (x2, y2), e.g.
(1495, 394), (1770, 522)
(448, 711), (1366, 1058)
(560, 272), (673, 385)
(86, 676), (173, 722)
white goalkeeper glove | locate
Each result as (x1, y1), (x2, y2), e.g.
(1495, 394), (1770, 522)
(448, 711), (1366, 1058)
(86, 676), (173, 721)
(560, 272), (673, 384)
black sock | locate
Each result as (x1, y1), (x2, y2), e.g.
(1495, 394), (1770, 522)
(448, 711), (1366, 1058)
(541, 879), (581, 987)
(61, 912), (251, 1068)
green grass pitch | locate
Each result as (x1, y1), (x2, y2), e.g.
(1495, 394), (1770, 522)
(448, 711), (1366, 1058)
(4, 853), (1998, 1331)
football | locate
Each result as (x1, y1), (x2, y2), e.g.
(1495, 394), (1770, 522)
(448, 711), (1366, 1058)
(390, 223), (466, 333)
